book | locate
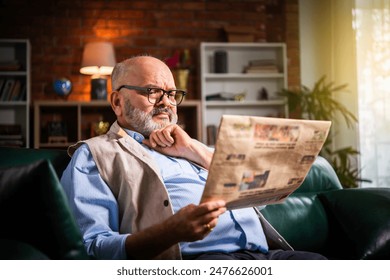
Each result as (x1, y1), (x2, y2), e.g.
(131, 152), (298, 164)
(244, 62), (279, 74)
(0, 124), (23, 147)
(0, 124), (22, 135)
(0, 79), (5, 96)
(0, 60), (21, 71)
(0, 139), (24, 147)
(244, 67), (279, 74)
(248, 59), (277, 66)
(206, 125), (217, 146)
(8, 80), (21, 101)
(0, 134), (23, 140)
(0, 79), (15, 101)
(18, 83), (27, 101)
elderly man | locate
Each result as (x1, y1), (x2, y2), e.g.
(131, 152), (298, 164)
(60, 55), (326, 260)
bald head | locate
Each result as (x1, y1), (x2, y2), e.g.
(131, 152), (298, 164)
(111, 55), (175, 92)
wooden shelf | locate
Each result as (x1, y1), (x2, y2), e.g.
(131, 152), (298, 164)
(34, 100), (202, 149)
(205, 99), (287, 107)
(200, 42), (288, 145)
(0, 39), (30, 148)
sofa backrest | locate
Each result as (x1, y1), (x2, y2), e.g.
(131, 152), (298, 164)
(0, 147), (70, 178)
(260, 156), (343, 254)
(294, 156), (343, 193)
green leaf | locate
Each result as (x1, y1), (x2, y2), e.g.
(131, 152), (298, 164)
(277, 75), (363, 188)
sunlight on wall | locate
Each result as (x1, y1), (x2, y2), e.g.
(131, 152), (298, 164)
(353, 0), (390, 187)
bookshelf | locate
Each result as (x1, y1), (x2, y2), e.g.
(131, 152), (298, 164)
(200, 42), (288, 145)
(34, 100), (202, 149)
(0, 39), (30, 148)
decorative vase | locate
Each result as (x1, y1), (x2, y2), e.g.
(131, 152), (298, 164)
(173, 69), (190, 91)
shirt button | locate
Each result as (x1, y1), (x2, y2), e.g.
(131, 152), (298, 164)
(163, 200), (169, 207)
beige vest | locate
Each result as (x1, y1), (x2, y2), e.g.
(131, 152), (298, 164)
(68, 121), (181, 259)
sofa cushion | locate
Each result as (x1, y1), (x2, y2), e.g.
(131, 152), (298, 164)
(260, 193), (329, 253)
(0, 159), (89, 259)
(319, 188), (390, 259)
(0, 147), (70, 178)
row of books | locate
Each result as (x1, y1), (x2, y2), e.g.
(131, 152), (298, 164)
(0, 78), (27, 102)
(0, 124), (24, 147)
(243, 59), (280, 74)
(0, 60), (22, 71)
(206, 124), (217, 146)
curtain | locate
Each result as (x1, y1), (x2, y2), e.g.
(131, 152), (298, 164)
(354, 0), (390, 187)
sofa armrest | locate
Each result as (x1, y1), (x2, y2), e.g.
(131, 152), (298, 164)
(319, 188), (390, 259)
(0, 239), (49, 260)
(0, 159), (89, 259)
(0, 147), (70, 179)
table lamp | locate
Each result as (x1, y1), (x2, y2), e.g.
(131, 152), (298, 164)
(80, 42), (116, 100)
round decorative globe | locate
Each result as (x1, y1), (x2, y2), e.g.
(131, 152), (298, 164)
(53, 78), (72, 97)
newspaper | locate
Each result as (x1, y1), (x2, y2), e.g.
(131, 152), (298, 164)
(200, 115), (331, 210)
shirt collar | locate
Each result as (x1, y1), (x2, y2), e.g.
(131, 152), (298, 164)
(123, 128), (145, 144)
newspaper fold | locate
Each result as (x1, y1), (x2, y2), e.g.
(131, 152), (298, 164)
(200, 115), (331, 210)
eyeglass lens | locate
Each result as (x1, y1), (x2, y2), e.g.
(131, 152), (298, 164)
(148, 89), (184, 105)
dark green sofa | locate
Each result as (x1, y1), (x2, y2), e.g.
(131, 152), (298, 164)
(0, 147), (89, 260)
(0, 147), (389, 260)
(259, 156), (390, 259)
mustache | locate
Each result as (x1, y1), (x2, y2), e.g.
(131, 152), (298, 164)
(152, 106), (175, 116)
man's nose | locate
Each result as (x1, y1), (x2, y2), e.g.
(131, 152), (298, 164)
(156, 92), (171, 106)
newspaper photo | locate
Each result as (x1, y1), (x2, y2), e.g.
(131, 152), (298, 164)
(200, 115), (331, 210)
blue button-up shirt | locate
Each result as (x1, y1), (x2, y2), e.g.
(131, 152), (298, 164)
(60, 129), (268, 259)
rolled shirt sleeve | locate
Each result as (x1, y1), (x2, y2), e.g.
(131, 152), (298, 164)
(60, 144), (128, 259)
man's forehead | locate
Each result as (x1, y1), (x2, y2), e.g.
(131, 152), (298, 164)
(124, 62), (175, 87)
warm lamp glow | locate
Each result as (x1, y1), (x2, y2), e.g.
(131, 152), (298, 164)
(80, 42), (116, 100)
(80, 66), (114, 76)
(80, 42), (116, 76)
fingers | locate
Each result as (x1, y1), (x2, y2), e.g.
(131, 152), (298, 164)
(145, 125), (175, 148)
(195, 200), (226, 217)
(171, 201), (226, 242)
(203, 223), (213, 232)
(203, 215), (220, 232)
(153, 129), (175, 147)
(194, 200), (226, 234)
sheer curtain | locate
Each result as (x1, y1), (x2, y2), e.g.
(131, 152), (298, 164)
(354, 0), (390, 187)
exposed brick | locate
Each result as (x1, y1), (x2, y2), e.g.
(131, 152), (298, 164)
(0, 0), (300, 101)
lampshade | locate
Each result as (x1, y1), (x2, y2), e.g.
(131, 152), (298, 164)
(80, 42), (116, 100)
(80, 42), (116, 76)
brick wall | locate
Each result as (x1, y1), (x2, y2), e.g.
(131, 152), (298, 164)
(0, 0), (299, 101)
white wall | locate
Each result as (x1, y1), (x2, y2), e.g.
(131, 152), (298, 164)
(299, 0), (332, 85)
(299, 0), (359, 152)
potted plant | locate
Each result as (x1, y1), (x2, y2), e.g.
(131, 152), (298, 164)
(165, 49), (192, 91)
(278, 75), (368, 188)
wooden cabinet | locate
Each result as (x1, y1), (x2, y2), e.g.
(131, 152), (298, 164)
(34, 100), (202, 149)
(176, 100), (202, 141)
(0, 39), (30, 147)
(200, 42), (288, 144)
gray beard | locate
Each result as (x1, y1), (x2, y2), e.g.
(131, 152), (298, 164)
(123, 99), (178, 136)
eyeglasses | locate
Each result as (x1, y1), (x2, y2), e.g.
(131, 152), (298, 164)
(117, 85), (186, 106)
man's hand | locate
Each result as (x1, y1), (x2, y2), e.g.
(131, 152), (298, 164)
(125, 200), (226, 259)
(143, 124), (213, 169)
(166, 200), (227, 242)
(143, 124), (192, 158)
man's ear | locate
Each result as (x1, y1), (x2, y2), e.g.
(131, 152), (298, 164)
(110, 91), (122, 116)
